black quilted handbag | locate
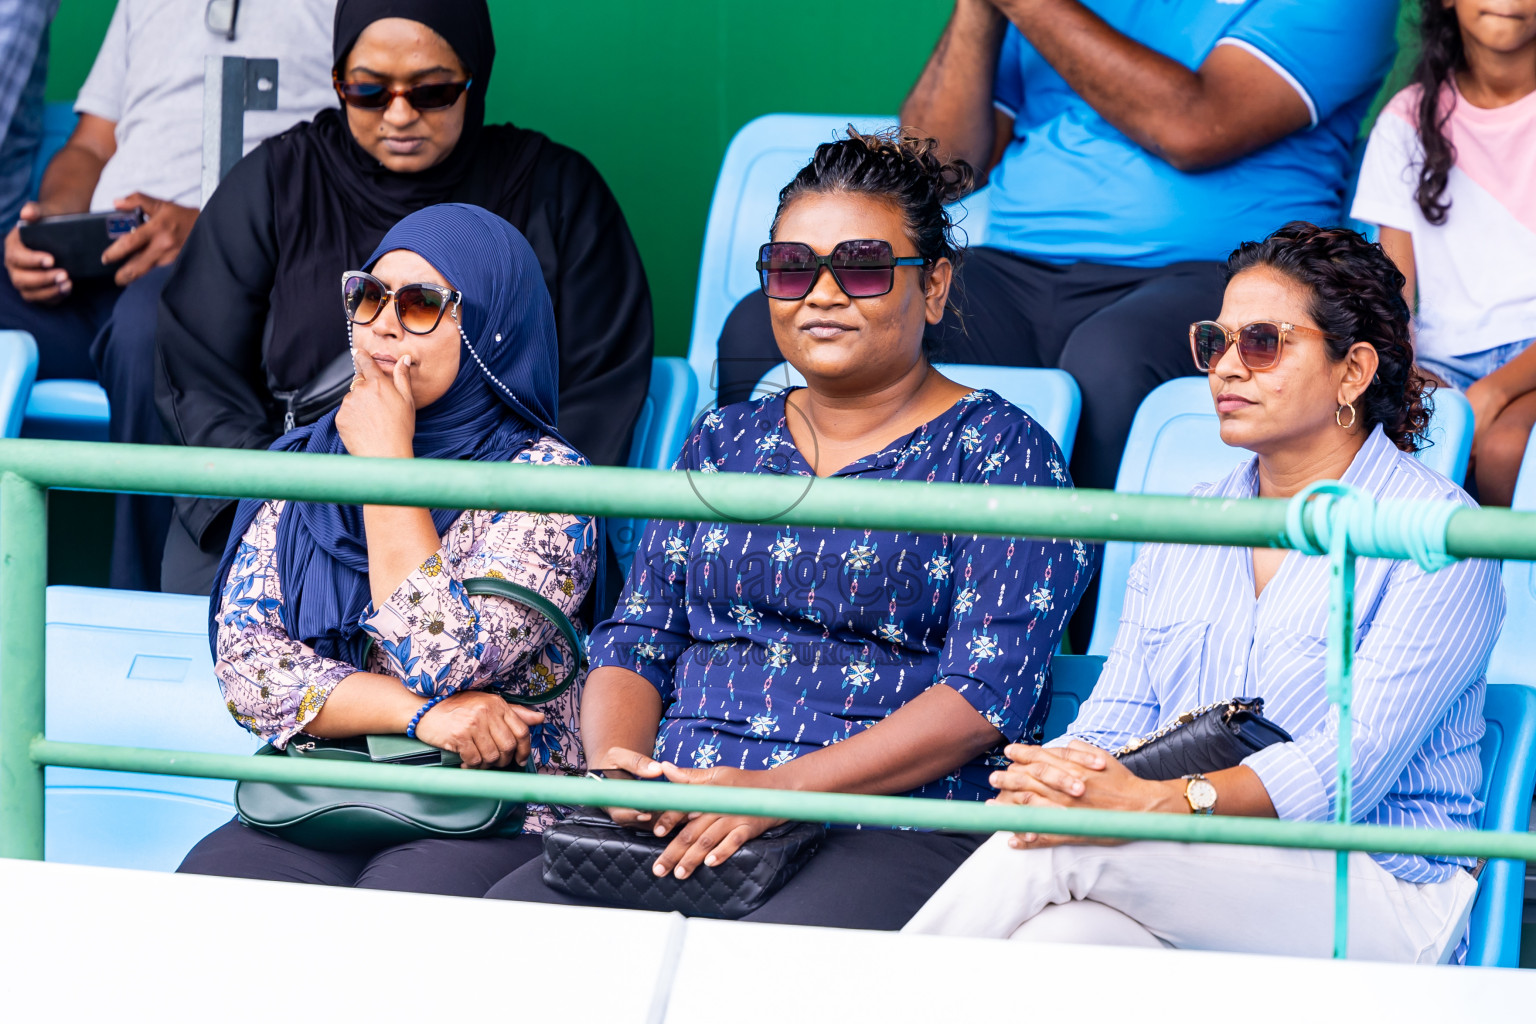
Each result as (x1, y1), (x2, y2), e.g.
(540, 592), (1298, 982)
(1115, 697), (1293, 780)
(541, 811), (825, 919)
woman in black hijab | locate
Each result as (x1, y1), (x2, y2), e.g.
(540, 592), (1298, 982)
(154, 0), (653, 594)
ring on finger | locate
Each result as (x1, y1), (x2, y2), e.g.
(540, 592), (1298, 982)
(349, 375), (364, 392)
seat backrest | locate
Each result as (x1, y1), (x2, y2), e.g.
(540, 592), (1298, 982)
(611, 358), (701, 576)
(686, 113), (992, 414)
(1087, 378), (1250, 654)
(0, 330), (40, 438)
(1466, 682), (1536, 968)
(1418, 388), (1474, 485)
(45, 586), (260, 872)
(753, 361), (1081, 461)
(21, 379), (111, 441)
(28, 102), (78, 201)
(1040, 655), (1105, 742)
(1087, 377), (1479, 656)
(1485, 432), (1536, 691)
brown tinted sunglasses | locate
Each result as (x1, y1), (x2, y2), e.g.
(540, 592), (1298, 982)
(1190, 320), (1336, 372)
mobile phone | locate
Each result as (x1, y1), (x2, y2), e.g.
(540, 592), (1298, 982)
(17, 208), (147, 281)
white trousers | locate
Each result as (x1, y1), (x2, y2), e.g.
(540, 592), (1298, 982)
(903, 833), (1479, 964)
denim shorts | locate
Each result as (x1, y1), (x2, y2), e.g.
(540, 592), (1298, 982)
(1419, 338), (1535, 392)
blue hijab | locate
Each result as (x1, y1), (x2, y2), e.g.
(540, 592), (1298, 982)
(210, 203), (569, 666)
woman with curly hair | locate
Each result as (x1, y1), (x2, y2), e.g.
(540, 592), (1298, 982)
(905, 223), (1506, 963)
(488, 129), (1094, 927)
(1351, 0), (1536, 505)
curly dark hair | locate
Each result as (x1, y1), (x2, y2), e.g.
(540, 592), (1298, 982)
(1410, 0), (1464, 225)
(771, 127), (976, 273)
(1225, 222), (1432, 453)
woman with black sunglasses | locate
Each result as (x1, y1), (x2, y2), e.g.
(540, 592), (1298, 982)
(154, 0), (653, 595)
(487, 130), (1095, 927)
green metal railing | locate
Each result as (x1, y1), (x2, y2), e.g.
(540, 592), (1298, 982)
(3, 438), (1535, 960)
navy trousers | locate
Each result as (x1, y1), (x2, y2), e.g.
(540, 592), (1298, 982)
(178, 818), (547, 898)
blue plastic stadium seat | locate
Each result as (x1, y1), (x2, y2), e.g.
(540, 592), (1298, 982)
(0, 330), (41, 437)
(1466, 682), (1536, 967)
(753, 361), (1081, 461)
(1485, 432), (1536, 692)
(1039, 654), (1104, 742)
(1088, 377), (1478, 655)
(22, 379), (110, 441)
(1039, 652), (1536, 968)
(44, 586), (259, 872)
(686, 114), (991, 415)
(610, 357), (700, 576)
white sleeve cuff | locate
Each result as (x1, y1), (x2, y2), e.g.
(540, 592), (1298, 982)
(1216, 37), (1318, 129)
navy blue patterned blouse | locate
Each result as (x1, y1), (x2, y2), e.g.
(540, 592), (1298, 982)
(591, 388), (1096, 805)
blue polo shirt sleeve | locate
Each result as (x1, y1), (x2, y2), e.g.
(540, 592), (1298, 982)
(992, 26), (1025, 119)
(1218, 0), (1400, 128)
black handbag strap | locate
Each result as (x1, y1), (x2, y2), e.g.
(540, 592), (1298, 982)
(463, 575), (587, 706)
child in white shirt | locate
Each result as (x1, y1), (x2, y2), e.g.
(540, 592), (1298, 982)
(1351, 0), (1536, 506)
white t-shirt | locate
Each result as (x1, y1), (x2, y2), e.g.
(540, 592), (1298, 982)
(75, 0), (337, 211)
(1350, 83), (1536, 361)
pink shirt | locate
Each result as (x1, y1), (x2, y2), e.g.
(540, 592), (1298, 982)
(1351, 82), (1536, 360)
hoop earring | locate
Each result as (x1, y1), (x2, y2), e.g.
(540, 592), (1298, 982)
(1336, 402), (1357, 429)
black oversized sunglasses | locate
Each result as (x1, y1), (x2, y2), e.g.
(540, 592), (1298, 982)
(342, 271), (461, 335)
(332, 70), (473, 112)
(756, 239), (927, 300)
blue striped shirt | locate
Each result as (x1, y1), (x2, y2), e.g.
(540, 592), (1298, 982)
(1058, 426), (1506, 883)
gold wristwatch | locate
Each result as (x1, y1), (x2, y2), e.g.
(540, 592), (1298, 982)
(1183, 773), (1217, 815)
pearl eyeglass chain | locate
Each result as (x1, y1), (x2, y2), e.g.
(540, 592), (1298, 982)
(346, 312), (519, 408)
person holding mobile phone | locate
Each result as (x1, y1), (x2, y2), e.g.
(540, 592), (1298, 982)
(0, 0), (336, 591)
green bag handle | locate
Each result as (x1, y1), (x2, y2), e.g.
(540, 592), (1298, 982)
(461, 575), (587, 706)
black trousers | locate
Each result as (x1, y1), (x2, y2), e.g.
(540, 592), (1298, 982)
(178, 818), (547, 898)
(714, 246), (1226, 493)
(0, 265), (174, 591)
(485, 828), (983, 930)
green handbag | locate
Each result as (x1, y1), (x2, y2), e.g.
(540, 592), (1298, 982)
(234, 576), (586, 853)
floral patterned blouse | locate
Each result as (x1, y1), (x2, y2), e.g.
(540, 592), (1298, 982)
(214, 436), (596, 830)
(591, 389), (1096, 806)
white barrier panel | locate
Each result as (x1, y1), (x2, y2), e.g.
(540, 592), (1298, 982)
(0, 859), (682, 1022)
(2, 860), (1531, 1022)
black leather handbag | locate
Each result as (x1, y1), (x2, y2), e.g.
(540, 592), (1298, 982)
(541, 811), (825, 919)
(1115, 697), (1293, 780)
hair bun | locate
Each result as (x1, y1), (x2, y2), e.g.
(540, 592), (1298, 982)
(772, 126), (976, 271)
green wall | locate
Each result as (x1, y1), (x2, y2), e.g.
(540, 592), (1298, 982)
(44, 1), (954, 357)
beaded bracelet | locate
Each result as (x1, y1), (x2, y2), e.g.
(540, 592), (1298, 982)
(405, 695), (448, 739)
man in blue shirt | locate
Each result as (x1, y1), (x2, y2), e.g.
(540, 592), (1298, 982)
(896, 0), (1401, 492)
(714, 1), (1400, 495)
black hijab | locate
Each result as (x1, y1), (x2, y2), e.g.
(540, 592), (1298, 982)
(261, 0), (550, 390)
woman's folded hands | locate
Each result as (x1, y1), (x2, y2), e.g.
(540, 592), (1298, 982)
(990, 740), (1185, 849)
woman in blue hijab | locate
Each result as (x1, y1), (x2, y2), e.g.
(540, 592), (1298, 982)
(178, 204), (598, 895)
